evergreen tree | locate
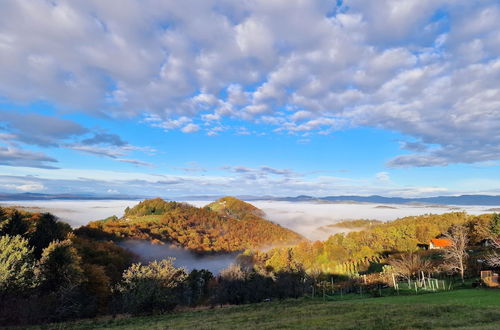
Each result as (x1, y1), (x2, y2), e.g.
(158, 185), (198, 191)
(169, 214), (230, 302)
(0, 210), (28, 237)
(30, 213), (71, 257)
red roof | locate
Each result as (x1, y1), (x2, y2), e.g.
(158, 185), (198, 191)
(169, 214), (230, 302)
(430, 238), (452, 247)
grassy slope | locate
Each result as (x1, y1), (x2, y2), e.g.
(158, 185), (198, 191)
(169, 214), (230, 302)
(361, 288), (500, 306)
(30, 289), (500, 330)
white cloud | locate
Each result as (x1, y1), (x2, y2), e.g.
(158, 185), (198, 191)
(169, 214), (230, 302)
(0, 168), (449, 198)
(181, 123), (200, 133)
(0, 0), (499, 167)
(67, 144), (125, 158)
(115, 158), (154, 167)
(0, 146), (58, 169)
(2, 182), (46, 192)
(375, 172), (391, 183)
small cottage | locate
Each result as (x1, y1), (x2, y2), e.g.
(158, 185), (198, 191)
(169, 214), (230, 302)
(429, 238), (452, 249)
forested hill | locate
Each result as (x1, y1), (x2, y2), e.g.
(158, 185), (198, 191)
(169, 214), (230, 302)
(206, 196), (266, 220)
(78, 197), (305, 252)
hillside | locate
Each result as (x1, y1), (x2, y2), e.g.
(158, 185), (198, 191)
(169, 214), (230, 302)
(255, 212), (497, 274)
(78, 197), (305, 252)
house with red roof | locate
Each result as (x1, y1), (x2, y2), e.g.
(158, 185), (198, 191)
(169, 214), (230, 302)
(429, 238), (452, 249)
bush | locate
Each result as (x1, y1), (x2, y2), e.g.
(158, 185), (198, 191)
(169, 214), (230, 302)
(116, 258), (187, 315)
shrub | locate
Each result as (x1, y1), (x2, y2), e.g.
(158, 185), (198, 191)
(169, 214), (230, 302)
(117, 258), (187, 315)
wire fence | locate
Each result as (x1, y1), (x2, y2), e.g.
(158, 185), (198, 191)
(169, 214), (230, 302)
(308, 277), (458, 301)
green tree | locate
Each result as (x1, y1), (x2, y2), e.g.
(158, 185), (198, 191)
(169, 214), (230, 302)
(30, 213), (71, 257)
(185, 269), (213, 306)
(0, 210), (28, 237)
(36, 239), (84, 292)
(117, 258), (187, 314)
(0, 235), (37, 293)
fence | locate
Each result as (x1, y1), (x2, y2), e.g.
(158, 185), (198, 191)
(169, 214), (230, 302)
(310, 275), (453, 301)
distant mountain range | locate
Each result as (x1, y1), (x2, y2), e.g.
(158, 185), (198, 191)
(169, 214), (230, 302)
(0, 192), (143, 201)
(257, 194), (500, 206)
(1, 192), (500, 206)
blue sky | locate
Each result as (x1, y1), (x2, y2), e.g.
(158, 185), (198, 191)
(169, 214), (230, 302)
(1, 0), (499, 198)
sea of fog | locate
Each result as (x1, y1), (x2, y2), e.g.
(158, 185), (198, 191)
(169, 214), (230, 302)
(186, 200), (499, 241)
(0, 200), (141, 227)
(2, 199), (499, 273)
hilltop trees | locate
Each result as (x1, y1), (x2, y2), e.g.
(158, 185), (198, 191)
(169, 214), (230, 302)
(81, 197), (304, 252)
(207, 196), (266, 220)
(123, 198), (177, 217)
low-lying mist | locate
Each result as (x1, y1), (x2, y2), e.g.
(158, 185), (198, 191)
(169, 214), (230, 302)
(119, 240), (237, 274)
(0, 200), (140, 227)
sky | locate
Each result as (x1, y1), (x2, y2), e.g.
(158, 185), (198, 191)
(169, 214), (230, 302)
(0, 0), (499, 198)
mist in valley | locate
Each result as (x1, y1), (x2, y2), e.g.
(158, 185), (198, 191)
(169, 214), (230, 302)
(119, 240), (237, 274)
(2, 198), (498, 272)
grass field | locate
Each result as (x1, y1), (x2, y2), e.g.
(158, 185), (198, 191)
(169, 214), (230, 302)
(360, 288), (500, 306)
(24, 288), (500, 330)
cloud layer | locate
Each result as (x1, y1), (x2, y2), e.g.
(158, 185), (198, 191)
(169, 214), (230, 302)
(0, 0), (499, 167)
(0, 111), (156, 168)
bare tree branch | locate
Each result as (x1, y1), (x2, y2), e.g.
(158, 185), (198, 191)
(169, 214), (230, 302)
(441, 225), (469, 283)
(485, 240), (500, 268)
(388, 253), (431, 281)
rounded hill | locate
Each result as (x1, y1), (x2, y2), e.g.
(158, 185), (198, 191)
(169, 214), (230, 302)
(81, 197), (305, 252)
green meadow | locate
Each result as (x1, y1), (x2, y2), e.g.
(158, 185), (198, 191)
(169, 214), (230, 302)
(28, 288), (500, 330)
